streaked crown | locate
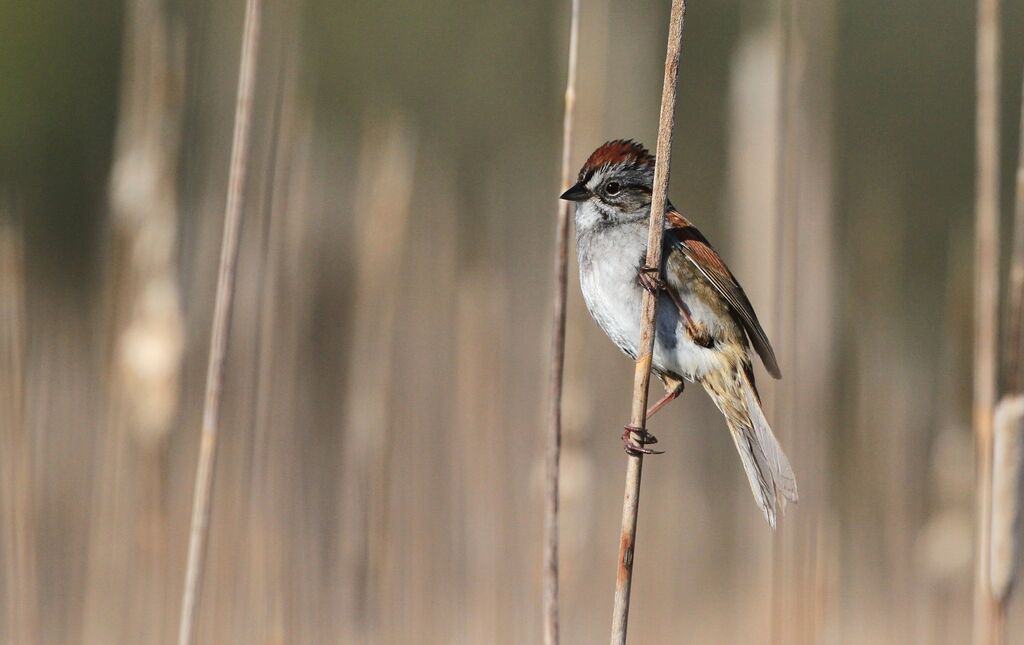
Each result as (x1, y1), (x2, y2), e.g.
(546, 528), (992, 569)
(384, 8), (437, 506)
(577, 139), (655, 183)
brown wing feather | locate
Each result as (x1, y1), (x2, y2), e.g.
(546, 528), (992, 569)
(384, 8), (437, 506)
(664, 210), (782, 378)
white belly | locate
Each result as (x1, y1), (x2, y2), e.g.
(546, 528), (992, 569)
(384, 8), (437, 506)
(577, 222), (726, 381)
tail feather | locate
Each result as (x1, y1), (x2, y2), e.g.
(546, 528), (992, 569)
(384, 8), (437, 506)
(703, 365), (798, 528)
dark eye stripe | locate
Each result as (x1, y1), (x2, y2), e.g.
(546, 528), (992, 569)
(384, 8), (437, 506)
(603, 184), (651, 198)
(595, 184), (653, 208)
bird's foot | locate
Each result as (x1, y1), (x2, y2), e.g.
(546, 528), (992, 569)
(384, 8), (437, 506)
(636, 264), (665, 294)
(622, 425), (664, 456)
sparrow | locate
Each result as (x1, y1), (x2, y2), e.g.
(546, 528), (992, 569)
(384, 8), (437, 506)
(561, 139), (797, 527)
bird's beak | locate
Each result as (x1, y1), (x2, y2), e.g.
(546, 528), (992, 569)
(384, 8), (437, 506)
(560, 181), (591, 202)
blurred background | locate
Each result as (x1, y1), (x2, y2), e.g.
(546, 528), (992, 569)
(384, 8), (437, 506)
(2, 0), (1024, 643)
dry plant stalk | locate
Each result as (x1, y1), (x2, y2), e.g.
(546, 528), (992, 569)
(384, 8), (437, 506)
(971, 0), (1001, 642)
(988, 69), (1024, 627)
(990, 395), (1024, 601)
(177, 0), (261, 643)
(610, 1), (686, 643)
(544, 1), (580, 643)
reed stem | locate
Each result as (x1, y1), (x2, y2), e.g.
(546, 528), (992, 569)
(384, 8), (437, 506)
(609, 2), (686, 643)
(971, 0), (1001, 642)
(544, 1), (580, 644)
(176, 1), (261, 643)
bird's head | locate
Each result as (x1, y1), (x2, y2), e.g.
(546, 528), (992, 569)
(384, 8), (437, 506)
(560, 140), (655, 220)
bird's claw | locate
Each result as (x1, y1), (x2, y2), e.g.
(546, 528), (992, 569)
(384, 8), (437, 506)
(622, 425), (664, 456)
(637, 264), (665, 294)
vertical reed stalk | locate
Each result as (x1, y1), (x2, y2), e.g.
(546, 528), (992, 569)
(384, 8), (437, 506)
(610, 2), (686, 643)
(176, 1), (261, 643)
(988, 70), (1024, 641)
(971, 0), (1001, 642)
(544, 1), (580, 643)
(771, 0), (797, 637)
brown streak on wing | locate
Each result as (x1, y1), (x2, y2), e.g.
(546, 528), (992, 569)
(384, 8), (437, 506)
(664, 209), (782, 378)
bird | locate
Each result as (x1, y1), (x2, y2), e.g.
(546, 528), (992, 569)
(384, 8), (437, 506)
(561, 139), (797, 527)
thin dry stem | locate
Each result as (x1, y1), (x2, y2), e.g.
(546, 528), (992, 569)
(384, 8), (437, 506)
(544, 2), (580, 644)
(176, 1), (261, 643)
(610, 1), (686, 643)
(971, 0), (1001, 642)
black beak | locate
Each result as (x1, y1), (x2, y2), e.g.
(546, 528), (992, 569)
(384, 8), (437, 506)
(560, 181), (591, 202)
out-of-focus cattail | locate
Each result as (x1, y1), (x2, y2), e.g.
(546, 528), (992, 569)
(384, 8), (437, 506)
(990, 395), (1024, 601)
(108, 0), (185, 447)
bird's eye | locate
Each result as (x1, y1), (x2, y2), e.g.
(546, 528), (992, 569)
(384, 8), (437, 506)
(605, 181), (621, 195)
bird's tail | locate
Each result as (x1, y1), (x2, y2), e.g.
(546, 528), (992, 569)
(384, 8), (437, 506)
(701, 364), (798, 528)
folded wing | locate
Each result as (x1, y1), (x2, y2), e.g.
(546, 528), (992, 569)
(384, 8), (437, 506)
(665, 209), (782, 379)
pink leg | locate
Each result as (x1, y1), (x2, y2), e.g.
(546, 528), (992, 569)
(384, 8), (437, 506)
(646, 381), (684, 419)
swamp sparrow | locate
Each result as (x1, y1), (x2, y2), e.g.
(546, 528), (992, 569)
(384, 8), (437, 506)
(562, 140), (797, 527)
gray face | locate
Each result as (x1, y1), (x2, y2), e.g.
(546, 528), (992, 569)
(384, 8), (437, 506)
(584, 164), (654, 219)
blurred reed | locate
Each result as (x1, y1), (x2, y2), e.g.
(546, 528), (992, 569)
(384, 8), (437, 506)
(971, 0), (1001, 641)
(337, 116), (416, 641)
(0, 216), (35, 645)
(80, 0), (184, 640)
(770, 0), (839, 641)
(989, 69), (1024, 630)
(177, 0), (261, 642)
(543, 1), (580, 643)
(728, 15), (782, 643)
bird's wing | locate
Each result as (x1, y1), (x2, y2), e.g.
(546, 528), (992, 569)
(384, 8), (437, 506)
(664, 209), (782, 378)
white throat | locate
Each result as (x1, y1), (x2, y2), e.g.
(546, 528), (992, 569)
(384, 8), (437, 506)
(574, 200), (605, 231)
